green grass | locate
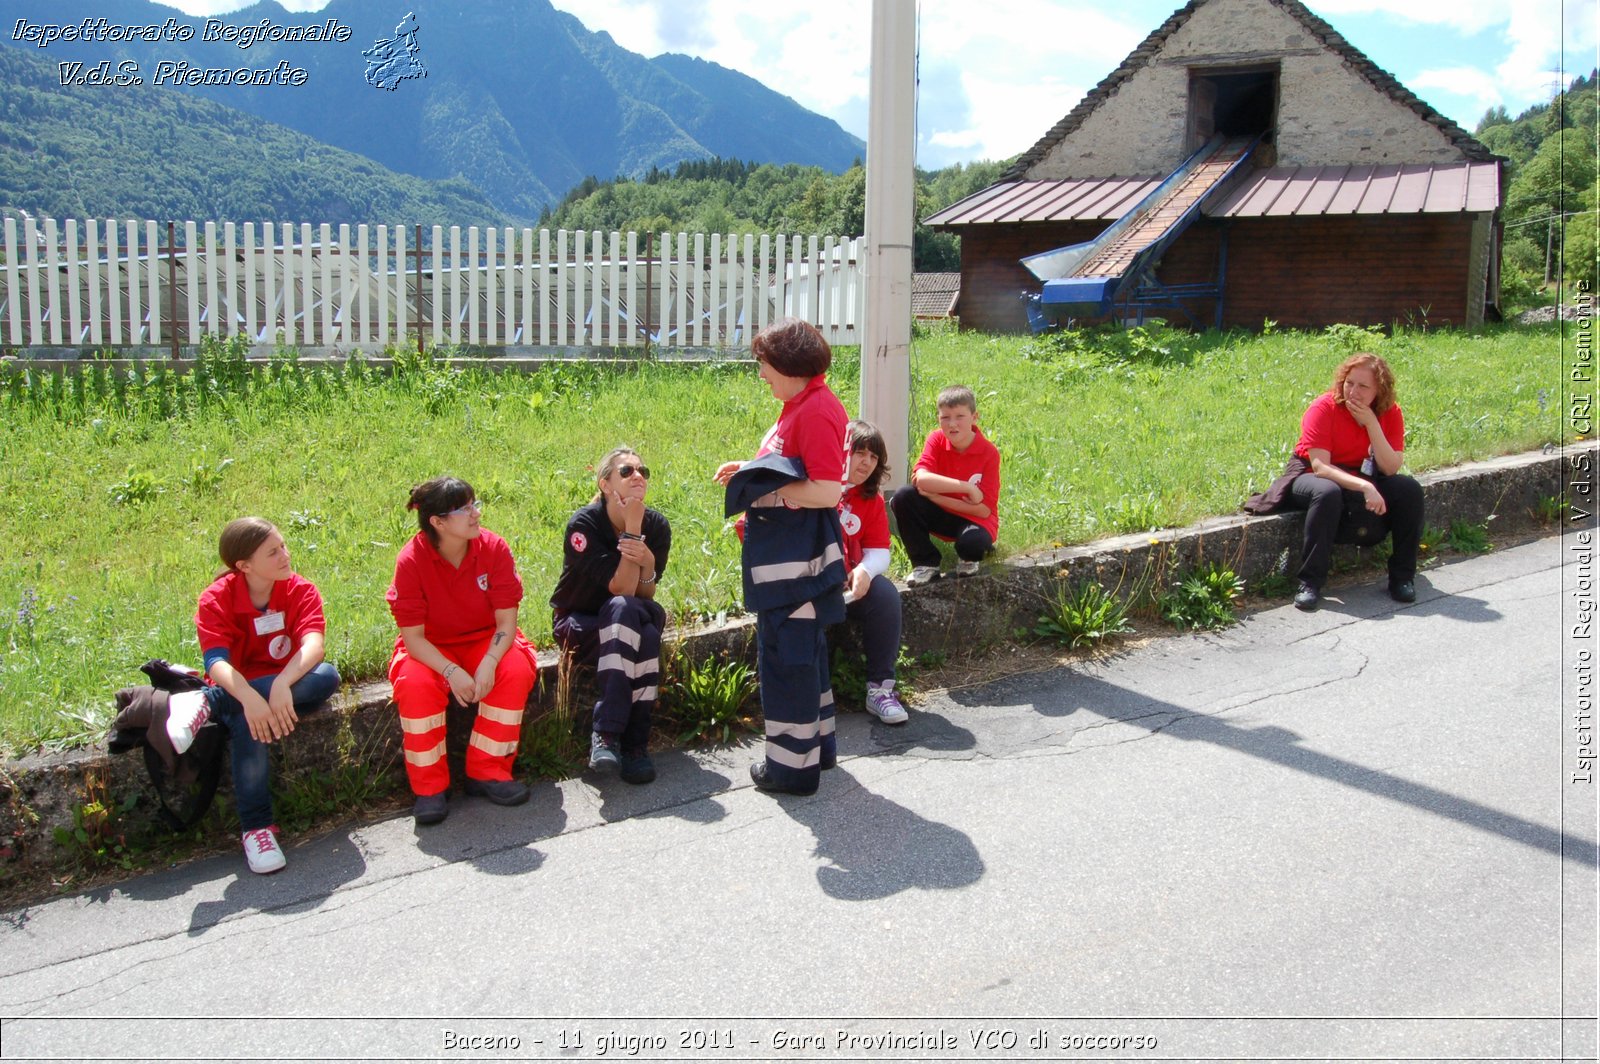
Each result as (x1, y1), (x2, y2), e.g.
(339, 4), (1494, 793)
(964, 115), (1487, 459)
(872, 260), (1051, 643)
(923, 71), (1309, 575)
(0, 321), (1568, 754)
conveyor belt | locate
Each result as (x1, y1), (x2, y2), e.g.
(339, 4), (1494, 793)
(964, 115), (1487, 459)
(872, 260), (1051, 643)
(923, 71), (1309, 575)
(1022, 135), (1258, 320)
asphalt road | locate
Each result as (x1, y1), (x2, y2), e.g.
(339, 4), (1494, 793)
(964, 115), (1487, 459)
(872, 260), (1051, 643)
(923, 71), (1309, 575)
(0, 534), (1594, 1063)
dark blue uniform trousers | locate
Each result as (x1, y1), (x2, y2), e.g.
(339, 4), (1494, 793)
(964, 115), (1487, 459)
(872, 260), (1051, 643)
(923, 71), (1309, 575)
(757, 605), (836, 792)
(553, 595), (664, 754)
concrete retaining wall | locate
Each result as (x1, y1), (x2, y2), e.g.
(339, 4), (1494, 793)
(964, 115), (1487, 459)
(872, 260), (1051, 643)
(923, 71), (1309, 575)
(1, 445), (1587, 879)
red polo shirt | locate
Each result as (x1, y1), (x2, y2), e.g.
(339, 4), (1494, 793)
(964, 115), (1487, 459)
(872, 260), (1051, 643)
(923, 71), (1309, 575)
(913, 426), (1002, 539)
(386, 529), (524, 647)
(755, 374), (847, 484)
(839, 484), (890, 570)
(1295, 392), (1405, 469)
(195, 571), (325, 682)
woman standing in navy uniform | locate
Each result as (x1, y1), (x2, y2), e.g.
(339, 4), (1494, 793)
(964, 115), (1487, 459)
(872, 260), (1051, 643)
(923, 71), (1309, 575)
(714, 318), (848, 796)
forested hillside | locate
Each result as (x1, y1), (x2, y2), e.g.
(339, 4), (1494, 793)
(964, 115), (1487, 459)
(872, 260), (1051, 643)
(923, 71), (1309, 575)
(0, 0), (864, 219)
(0, 48), (512, 227)
(1477, 71), (1598, 294)
(538, 156), (1013, 271)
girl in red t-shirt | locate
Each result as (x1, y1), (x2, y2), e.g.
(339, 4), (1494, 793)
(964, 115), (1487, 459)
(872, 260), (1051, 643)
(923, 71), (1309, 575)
(386, 476), (539, 825)
(838, 420), (908, 725)
(1280, 352), (1424, 610)
(185, 517), (341, 874)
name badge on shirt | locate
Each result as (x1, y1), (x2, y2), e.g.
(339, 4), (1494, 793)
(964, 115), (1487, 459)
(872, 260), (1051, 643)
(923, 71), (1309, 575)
(254, 610), (286, 636)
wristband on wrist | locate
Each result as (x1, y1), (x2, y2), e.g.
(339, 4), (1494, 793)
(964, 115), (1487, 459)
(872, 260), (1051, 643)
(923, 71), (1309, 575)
(619, 531), (645, 541)
(442, 663), (458, 680)
(640, 570), (657, 585)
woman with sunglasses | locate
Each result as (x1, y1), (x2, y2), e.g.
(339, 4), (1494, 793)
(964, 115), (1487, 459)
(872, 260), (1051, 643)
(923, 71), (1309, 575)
(550, 447), (672, 784)
(386, 476), (539, 825)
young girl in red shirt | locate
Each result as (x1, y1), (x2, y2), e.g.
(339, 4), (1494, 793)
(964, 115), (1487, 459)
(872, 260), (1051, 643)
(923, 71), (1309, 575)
(184, 517), (341, 874)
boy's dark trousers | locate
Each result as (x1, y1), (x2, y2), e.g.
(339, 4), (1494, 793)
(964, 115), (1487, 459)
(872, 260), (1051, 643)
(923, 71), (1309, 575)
(890, 486), (994, 567)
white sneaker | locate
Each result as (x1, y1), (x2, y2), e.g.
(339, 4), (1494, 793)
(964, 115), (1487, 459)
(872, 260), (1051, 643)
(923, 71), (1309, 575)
(866, 684), (909, 724)
(905, 566), (941, 588)
(954, 559), (981, 578)
(165, 690), (211, 755)
(241, 827), (286, 874)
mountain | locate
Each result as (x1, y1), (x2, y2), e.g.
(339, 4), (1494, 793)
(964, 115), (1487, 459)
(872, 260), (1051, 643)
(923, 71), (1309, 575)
(0, 46), (511, 227)
(0, 0), (866, 221)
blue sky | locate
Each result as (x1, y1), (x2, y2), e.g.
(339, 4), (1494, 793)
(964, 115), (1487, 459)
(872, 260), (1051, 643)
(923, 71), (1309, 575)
(162, 0), (1592, 169)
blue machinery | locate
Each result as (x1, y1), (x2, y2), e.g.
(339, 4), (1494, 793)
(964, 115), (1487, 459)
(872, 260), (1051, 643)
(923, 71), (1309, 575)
(1022, 135), (1260, 331)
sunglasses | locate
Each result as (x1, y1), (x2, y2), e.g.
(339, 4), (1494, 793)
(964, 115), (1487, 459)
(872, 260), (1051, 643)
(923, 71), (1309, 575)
(616, 464), (650, 480)
(443, 499), (482, 518)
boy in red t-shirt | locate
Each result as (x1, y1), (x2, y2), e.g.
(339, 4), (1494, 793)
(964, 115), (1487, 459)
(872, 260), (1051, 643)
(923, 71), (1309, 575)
(890, 385), (1002, 587)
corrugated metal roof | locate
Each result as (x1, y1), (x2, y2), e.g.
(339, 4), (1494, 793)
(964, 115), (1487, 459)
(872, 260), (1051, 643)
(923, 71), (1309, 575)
(925, 177), (1161, 227)
(911, 272), (960, 317)
(927, 161), (1500, 226)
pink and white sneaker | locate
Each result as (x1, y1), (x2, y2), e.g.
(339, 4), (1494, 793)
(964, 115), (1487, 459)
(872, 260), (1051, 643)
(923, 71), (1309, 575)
(165, 690), (211, 755)
(242, 826), (286, 874)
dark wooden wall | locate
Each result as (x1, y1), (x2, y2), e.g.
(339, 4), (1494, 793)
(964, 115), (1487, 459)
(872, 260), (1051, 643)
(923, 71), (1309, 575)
(953, 214), (1479, 333)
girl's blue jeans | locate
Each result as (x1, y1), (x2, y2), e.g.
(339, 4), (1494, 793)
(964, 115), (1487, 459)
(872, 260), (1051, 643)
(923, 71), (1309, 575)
(203, 663), (340, 830)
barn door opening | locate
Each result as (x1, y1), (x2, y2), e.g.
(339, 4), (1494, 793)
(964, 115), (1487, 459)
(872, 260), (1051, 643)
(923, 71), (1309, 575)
(1187, 65), (1279, 153)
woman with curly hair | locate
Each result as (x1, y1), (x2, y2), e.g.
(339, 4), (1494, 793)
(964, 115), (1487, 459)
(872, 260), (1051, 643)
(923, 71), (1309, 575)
(1250, 353), (1424, 611)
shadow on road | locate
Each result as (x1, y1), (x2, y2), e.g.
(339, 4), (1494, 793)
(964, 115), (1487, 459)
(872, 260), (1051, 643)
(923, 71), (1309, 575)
(186, 829), (369, 935)
(772, 766), (985, 901)
(949, 668), (1596, 867)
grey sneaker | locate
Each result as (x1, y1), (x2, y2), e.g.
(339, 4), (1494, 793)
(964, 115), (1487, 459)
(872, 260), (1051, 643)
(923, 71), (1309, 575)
(954, 559), (981, 578)
(589, 730), (621, 773)
(865, 685), (909, 724)
(905, 566), (941, 588)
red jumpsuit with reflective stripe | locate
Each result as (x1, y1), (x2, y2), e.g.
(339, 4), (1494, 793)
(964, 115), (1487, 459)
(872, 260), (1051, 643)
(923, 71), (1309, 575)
(386, 529), (537, 795)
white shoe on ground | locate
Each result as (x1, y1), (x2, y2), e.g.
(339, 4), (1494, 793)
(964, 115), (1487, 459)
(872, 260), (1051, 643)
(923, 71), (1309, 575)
(242, 827), (286, 874)
(905, 566), (941, 588)
(865, 683), (909, 724)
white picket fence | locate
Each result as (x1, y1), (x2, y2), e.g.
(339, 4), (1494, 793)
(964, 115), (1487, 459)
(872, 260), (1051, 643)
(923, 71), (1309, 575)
(0, 218), (864, 354)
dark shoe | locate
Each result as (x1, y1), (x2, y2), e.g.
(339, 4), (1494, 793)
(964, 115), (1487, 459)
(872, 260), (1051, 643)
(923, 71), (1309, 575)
(412, 792), (449, 825)
(749, 761), (817, 796)
(464, 777), (530, 806)
(1293, 583), (1320, 611)
(619, 751), (656, 785)
(589, 730), (621, 774)
(1389, 580), (1416, 603)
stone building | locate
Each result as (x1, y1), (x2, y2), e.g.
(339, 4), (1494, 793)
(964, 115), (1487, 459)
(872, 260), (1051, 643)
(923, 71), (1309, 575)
(926, 0), (1504, 332)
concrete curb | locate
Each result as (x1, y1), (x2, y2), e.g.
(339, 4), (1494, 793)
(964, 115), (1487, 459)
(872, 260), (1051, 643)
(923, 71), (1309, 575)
(2, 444), (1590, 879)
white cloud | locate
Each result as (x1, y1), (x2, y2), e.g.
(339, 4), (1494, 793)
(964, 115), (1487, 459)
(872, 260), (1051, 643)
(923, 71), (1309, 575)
(1410, 66), (1504, 108)
(1306, 0), (1515, 35)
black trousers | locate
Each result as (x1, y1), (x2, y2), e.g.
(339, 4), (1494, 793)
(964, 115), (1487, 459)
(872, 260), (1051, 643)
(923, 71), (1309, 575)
(889, 486), (995, 567)
(1285, 472), (1424, 590)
